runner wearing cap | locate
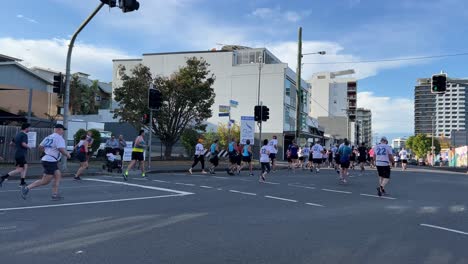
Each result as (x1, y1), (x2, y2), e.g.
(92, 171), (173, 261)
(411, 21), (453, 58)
(0, 123), (31, 187)
(399, 147), (408, 171)
(268, 135), (278, 172)
(373, 137), (394, 197)
(311, 140), (324, 173)
(189, 139), (207, 175)
(21, 124), (71, 200)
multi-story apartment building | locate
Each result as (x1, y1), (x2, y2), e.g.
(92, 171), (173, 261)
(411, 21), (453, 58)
(356, 108), (372, 145)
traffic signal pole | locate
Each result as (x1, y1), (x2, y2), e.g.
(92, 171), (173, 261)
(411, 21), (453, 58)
(148, 109), (153, 169)
(62, 2), (105, 171)
(295, 27), (302, 141)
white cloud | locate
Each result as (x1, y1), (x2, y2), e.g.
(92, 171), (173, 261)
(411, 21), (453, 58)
(0, 37), (132, 81)
(251, 7), (307, 22)
(16, 14), (38, 23)
(357, 91), (414, 134)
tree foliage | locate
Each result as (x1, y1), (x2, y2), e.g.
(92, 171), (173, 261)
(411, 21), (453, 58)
(406, 134), (440, 158)
(180, 128), (201, 157)
(113, 57), (216, 158)
(203, 123), (240, 150)
(113, 64), (152, 131)
(69, 75), (98, 115)
(73, 128), (101, 152)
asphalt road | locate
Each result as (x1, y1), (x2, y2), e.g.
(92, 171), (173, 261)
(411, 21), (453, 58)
(0, 165), (467, 264)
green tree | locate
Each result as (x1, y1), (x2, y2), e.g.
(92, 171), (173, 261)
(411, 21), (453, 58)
(80, 80), (99, 114)
(202, 123), (240, 150)
(406, 134), (441, 158)
(70, 75), (83, 115)
(152, 57), (215, 157)
(73, 128), (101, 153)
(113, 64), (153, 131)
(180, 128), (201, 157)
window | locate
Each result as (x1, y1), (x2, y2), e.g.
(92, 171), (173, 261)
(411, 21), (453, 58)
(95, 95), (101, 102)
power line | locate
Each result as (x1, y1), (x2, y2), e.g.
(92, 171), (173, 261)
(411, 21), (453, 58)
(303, 52), (468, 65)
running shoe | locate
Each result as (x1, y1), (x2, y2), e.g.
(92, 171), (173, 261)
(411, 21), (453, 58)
(380, 186), (386, 195)
(316, 168), (320, 173)
(261, 173), (266, 182)
(123, 171), (128, 181)
(188, 168), (193, 175)
(249, 173), (254, 176)
(51, 194), (64, 201)
(201, 170), (207, 174)
(142, 173), (146, 178)
(19, 181), (27, 187)
(73, 175), (81, 181)
(21, 186), (29, 200)
(376, 187), (382, 197)
(0, 178), (5, 187)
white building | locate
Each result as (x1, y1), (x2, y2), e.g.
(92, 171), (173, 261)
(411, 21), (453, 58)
(307, 70), (357, 145)
(392, 137), (407, 151)
(112, 47), (323, 158)
(356, 108), (372, 145)
(435, 81), (467, 138)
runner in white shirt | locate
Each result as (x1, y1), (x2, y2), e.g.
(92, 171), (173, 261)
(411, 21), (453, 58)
(372, 137), (394, 197)
(189, 139), (207, 175)
(268, 135), (278, 172)
(302, 144), (310, 169)
(311, 140), (324, 173)
(399, 147), (408, 171)
(21, 124), (71, 200)
(259, 139), (271, 182)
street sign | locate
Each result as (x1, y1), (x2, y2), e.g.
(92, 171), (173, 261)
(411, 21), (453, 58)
(230, 100), (239, 107)
(219, 113), (229, 117)
(27, 132), (37, 148)
(219, 105), (230, 113)
(240, 116), (255, 145)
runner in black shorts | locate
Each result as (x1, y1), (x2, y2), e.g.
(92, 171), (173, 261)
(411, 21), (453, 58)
(0, 123), (30, 187)
(357, 143), (367, 175)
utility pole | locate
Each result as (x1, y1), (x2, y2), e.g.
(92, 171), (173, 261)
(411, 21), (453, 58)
(62, 2), (105, 171)
(431, 113), (435, 166)
(295, 27), (303, 142)
(257, 53), (263, 150)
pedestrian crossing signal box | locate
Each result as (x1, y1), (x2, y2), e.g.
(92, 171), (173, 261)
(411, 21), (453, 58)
(431, 73), (447, 94)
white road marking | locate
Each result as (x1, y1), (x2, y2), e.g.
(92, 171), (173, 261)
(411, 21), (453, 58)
(174, 182), (196, 186)
(217, 188), (223, 191)
(152, 180), (168, 183)
(239, 179), (254, 182)
(449, 205), (465, 213)
(360, 194), (397, 200)
(288, 184), (316, 190)
(0, 184), (114, 193)
(213, 176), (229, 180)
(420, 224), (468, 236)
(321, 188), (352, 194)
(0, 194), (187, 212)
(262, 181), (280, 185)
(305, 202), (325, 207)
(264, 195), (297, 203)
(229, 190), (257, 196)
(83, 178), (193, 195)
(200, 186), (213, 189)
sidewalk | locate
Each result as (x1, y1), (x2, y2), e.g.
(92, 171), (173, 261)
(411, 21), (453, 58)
(0, 160), (291, 180)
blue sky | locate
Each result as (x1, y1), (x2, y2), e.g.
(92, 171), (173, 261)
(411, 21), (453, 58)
(1, 0), (467, 138)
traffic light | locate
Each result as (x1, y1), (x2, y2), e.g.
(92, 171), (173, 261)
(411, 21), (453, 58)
(149, 88), (162, 110)
(143, 113), (150, 125)
(119, 0), (140, 12)
(254, 105), (261, 122)
(261, 106), (270, 121)
(431, 73), (447, 94)
(100, 0), (117, 7)
(53, 73), (63, 94)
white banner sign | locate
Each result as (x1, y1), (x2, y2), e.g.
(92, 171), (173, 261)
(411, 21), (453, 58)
(123, 147), (133, 162)
(240, 116), (255, 145)
(27, 132), (37, 148)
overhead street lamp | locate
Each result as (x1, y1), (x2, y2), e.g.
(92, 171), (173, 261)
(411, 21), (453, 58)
(295, 27), (326, 141)
(61, 0), (140, 170)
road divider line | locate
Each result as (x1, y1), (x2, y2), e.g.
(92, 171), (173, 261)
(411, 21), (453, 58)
(321, 188), (352, 194)
(83, 178), (193, 195)
(229, 190), (257, 196)
(200, 186), (213, 189)
(262, 181), (280, 185)
(174, 182), (196, 186)
(420, 224), (468, 236)
(306, 202), (325, 207)
(264, 195), (297, 203)
(213, 176), (230, 180)
(288, 184), (316, 190)
(0, 194), (187, 212)
(152, 180), (168, 183)
(360, 193), (396, 200)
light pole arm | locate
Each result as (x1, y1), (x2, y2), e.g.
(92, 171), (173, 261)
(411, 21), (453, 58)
(62, 2), (105, 170)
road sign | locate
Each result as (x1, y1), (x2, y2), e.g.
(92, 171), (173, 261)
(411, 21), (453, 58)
(219, 113), (229, 117)
(230, 100), (239, 107)
(27, 132), (37, 148)
(219, 105), (230, 113)
(240, 116), (255, 145)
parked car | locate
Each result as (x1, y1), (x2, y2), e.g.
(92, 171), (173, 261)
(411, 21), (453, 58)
(418, 158), (425, 166)
(408, 159), (418, 165)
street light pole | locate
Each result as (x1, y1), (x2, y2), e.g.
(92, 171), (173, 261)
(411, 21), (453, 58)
(257, 53), (263, 149)
(431, 114), (435, 166)
(295, 27), (303, 142)
(62, 2), (105, 171)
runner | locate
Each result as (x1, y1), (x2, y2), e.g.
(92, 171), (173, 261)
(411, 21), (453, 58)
(399, 147), (408, 171)
(72, 135), (88, 180)
(235, 141), (243, 173)
(311, 140), (324, 173)
(0, 123), (30, 187)
(268, 135), (279, 172)
(123, 130), (146, 180)
(357, 143), (367, 175)
(368, 147), (375, 169)
(21, 124), (71, 200)
(240, 139), (253, 176)
(298, 146), (304, 168)
(259, 139), (271, 182)
(288, 140), (299, 172)
(338, 139), (352, 183)
(322, 148), (328, 168)
(350, 146), (356, 170)
(85, 130), (94, 162)
(328, 148), (334, 168)
(373, 137), (394, 197)
(330, 144), (338, 169)
(189, 139), (207, 175)
(208, 139), (219, 174)
(302, 144), (310, 169)
(226, 138), (237, 175)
